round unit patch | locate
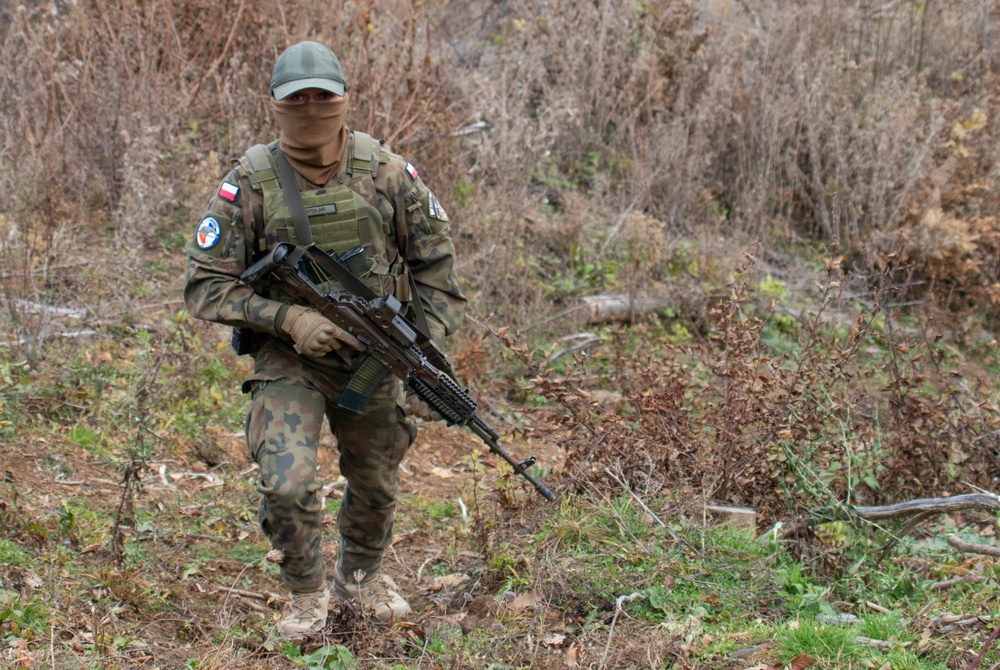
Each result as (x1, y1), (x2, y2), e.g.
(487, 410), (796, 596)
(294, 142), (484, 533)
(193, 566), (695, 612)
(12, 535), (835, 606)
(196, 217), (221, 249)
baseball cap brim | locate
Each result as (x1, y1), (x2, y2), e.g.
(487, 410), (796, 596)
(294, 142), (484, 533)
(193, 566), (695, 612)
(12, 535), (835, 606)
(272, 78), (346, 100)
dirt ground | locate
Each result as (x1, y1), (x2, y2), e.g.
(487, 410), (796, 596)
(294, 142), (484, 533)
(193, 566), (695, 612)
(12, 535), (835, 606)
(0, 394), (585, 669)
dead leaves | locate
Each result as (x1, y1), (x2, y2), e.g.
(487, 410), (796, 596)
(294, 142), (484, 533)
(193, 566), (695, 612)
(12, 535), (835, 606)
(746, 653), (814, 670)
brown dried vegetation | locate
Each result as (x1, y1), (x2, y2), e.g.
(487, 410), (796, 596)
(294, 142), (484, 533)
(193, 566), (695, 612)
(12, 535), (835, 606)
(3, 1), (1000, 665)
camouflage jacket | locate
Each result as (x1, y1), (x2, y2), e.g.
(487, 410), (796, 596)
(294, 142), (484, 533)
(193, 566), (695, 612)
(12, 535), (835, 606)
(183, 139), (466, 350)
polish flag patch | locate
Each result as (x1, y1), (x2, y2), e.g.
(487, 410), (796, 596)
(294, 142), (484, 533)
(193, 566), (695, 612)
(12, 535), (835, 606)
(405, 163), (419, 180)
(218, 182), (239, 202)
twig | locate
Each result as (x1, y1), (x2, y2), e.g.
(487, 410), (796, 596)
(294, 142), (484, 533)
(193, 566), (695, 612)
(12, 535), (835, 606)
(210, 585), (281, 604)
(241, 599), (272, 614)
(947, 534), (1000, 557)
(416, 550), (442, 584)
(930, 574), (985, 591)
(967, 620), (1000, 670)
(602, 467), (694, 552)
(933, 614), (1000, 632)
(857, 636), (891, 650)
(597, 592), (644, 670)
(182, 0), (246, 111)
(603, 467), (666, 527)
(873, 510), (936, 564)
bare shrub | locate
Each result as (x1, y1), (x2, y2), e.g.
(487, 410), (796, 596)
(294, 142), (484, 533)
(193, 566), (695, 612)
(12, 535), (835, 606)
(451, 0), (999, 327)
(0, 0), (463, 351)
(512, 257), (1000, 517)
(2, 0), (997, 344)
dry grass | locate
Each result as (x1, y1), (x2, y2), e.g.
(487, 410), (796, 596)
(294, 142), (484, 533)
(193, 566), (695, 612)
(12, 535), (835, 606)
(1, 0), (999, 342)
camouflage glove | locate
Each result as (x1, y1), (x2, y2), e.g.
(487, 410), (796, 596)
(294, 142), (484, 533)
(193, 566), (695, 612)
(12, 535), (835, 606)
(282, 306), (363, 357)
(403, 390), (443, 422)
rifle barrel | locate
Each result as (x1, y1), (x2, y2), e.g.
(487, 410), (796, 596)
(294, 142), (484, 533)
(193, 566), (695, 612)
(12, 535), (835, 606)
(469, 417), (557, 501)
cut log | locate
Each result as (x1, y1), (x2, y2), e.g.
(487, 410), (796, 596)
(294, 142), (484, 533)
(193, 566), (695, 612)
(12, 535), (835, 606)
(580, 294), (670, 324)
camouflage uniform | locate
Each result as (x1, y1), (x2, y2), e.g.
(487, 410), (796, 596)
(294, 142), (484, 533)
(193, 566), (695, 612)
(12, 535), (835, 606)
(183, 138), (466, 593)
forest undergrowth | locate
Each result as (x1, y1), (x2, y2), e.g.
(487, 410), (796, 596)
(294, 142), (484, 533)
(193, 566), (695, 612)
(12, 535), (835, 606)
(3, 0), (1000, 668)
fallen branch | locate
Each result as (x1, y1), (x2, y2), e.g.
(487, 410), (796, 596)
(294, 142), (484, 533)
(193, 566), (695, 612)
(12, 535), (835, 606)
(946, 534), (1000, 557)
(932, 613), (1000, 632)
(967, 620), (1000, 670)
(597, 592), (645, 670)
(929, 574), (985, 591)
(547, 332), (603, 364)
(813, 493), (1000, 522)
(0, 296), (88, 318)
(855, 493), (1000, 520)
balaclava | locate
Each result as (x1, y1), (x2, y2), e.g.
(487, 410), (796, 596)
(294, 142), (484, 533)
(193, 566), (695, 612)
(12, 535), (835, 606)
(271, 94), (350, 186)
(269, 41), (350, 186)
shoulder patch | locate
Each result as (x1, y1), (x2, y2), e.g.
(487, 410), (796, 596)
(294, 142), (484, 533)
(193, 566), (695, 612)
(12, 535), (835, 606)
(218, 181), (239, 202)
(196, 217), (222, 249)
(428, 192), (448, 221)
(405, 162), (419, 180)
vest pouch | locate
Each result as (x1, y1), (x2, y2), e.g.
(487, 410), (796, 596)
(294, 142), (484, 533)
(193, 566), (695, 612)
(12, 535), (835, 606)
(394, 269), (412, 303)
(231, 326), (261, 356)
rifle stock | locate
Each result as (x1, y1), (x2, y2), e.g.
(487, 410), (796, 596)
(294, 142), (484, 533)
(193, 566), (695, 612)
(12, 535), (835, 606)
(240, 243), (557, 502)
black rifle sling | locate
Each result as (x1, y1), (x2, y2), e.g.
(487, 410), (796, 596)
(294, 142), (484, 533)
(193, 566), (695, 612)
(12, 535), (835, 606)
(273, 148), (313, 245)
(406, 272), (433, 341)
(405, 271), (456, 377)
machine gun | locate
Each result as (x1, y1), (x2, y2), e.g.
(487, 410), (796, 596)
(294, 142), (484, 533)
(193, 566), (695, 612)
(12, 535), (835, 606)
(241, 242), (557, 502)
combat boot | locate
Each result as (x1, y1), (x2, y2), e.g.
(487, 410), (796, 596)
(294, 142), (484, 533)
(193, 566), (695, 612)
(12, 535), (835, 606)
(276, 587), (330, 639)
(332, 564), (412, 623)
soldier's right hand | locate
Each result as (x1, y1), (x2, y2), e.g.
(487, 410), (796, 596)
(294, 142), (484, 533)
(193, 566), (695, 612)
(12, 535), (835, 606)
(283, 306), (364, 357)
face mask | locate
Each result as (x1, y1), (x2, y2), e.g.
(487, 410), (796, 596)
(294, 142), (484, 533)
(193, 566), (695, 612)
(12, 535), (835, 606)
(271, 93), (350, 185)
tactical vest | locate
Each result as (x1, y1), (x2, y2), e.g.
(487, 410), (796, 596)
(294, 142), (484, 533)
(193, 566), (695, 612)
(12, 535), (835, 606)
(238, 132), (410, 303)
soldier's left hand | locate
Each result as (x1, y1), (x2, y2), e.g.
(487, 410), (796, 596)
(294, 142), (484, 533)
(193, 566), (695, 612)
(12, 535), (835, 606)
(403, 391), (443, 422)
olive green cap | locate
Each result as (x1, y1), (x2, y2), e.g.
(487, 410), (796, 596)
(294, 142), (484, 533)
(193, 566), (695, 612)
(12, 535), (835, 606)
(271, 41), (347, 100)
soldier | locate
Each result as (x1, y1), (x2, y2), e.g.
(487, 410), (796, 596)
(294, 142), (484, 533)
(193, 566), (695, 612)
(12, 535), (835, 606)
(183, 41), (467, 638)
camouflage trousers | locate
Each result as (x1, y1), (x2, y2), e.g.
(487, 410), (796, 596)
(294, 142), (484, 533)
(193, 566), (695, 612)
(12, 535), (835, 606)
(244, 343), (416, 593)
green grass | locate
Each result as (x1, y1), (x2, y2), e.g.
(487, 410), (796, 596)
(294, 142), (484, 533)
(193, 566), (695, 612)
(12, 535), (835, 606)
(3, 254), (1000, 670)
(0, 539), (32, 569)
(524, 493), (1000, 669)
(0, 594), (51, 641)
